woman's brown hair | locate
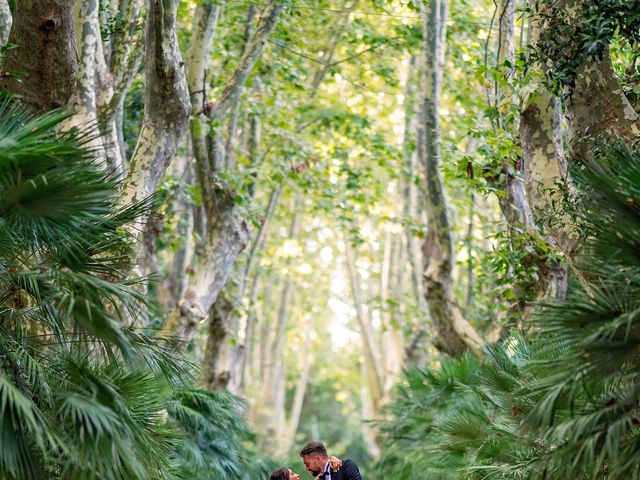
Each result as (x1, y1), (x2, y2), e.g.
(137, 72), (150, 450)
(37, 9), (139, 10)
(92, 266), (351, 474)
(270, 467), (290, 480)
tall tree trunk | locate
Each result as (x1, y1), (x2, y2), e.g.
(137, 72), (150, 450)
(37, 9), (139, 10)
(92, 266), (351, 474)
(258, 277), (275, 390)
(186, 0), (221, 181)
(360, 361), (381, 457)
(162, 4), (281, 349)
(101, 0), (144, 128)
(420, 0), (484, 356)
(281, 314), (314, 456)
(263, 202), (301, 392)
(0, 0), (11, 46)
(520, 86), (573, 282)
(490, 0), (568, 321)
(260, 204), (301, 454)
(234, 111), (264, 390)
(520, 88), (573, 303)
(162, 187), (250, 345)
(379, 229), (393, 376)
(99, 1), (144, 174)
(164, 154), (195, 311)
(465, 193), (475, 312)
(344, 238), (385, 410)
(224, 4), (257, 169)
(119, 0), (190, 208)
(263, 362), (286, 457)
(402, 55), (431, 363)
(564, 45), (639, 178)
(564, 25), (639, 156)
(383, 232), (405, 393)
(523, 0), (639, 271)
(202, 293), (234, 390)
(241, 268), (262, 389)
(0, 0), (77, 113)
(62, 1), (104, 145)
(493, 0), (537, 232)
(61, 1), (129, 175)
(239, 116), (272, 300)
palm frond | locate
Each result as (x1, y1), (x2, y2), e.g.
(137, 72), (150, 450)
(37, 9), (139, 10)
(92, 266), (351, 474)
(379, 143), (640, 479)
(0, 100), (269, 480)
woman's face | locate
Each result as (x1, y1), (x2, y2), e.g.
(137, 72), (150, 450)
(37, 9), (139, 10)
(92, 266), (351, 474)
(288, 469), (300, 480)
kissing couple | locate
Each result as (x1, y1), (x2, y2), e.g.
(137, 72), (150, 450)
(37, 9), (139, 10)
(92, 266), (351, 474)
(270, 441), (362, 480)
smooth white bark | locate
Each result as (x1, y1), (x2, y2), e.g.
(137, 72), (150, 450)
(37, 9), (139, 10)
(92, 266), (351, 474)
(0, 0), (11, 45)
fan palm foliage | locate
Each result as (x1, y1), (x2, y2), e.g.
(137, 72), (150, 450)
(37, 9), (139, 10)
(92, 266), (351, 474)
(0, 103), (269, 479)
(379, 143), (640, 479)
(167, 388), (273, 479)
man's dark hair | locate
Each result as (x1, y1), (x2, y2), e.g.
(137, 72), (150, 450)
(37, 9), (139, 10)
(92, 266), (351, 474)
(300, 441), (328, 457)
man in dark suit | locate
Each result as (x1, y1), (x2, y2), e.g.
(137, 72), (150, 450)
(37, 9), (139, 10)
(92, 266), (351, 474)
(300, 441), (362, 480)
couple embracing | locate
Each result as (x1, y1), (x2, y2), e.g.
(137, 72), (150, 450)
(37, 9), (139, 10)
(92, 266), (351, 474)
(270, 441), (362, 480)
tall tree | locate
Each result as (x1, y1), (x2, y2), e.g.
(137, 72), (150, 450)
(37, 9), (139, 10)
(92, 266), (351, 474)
(521, 0), (639, 278)
(119, 0), (190, 209)
(0, 0), (77, 112)
(0, 0), (190, 242)
(420, 0), (484, 356)
(401, 55), (431, 363)
(490, 0), (568, 317)
(344, 239), (385, 410)
(161, 4), (282, 348)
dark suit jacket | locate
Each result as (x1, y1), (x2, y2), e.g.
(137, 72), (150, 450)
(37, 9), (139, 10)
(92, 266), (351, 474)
(331, 459), (362, 480)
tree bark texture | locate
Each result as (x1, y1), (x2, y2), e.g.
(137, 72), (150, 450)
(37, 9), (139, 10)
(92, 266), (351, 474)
(420, 0), (484, 356)
(186, 2), (221, 119)
(494, 0), (538, 232)
(538, 0), (639, 159)
(488, 0), (569, 320)
(519, 92), (570, 301)
(383, 232), (405, 392)
(71, 0), (99, 124)
(60, 0), (105, 153)
(520, 92), (574, 251)
(0, 0), (77, 112)
(567, 55), (639, 155)
(161, 186), (250, 346)
(559, 1), (639, 154)
(120, 0), (191, 207)
(163, 3), (281, 351)
(257, 279), (275, 389)
(518, 0), (634, 275)
(240, 269), (261, 389)
(202, 293), (234, 391)
(0, 0), (12, 45)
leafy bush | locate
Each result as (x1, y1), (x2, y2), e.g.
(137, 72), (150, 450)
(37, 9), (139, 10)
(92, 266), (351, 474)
(379, 144), (640, 479)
